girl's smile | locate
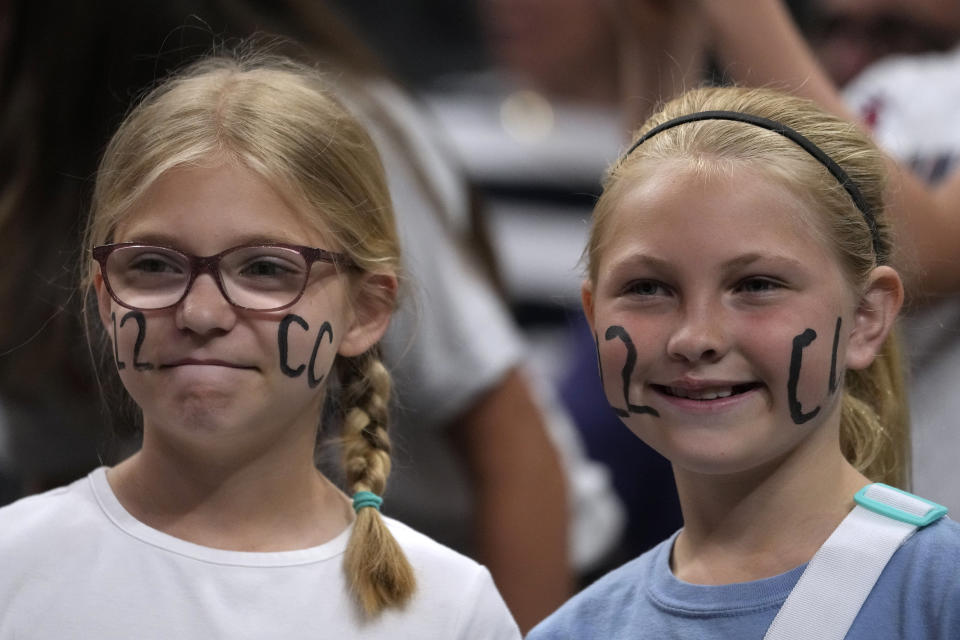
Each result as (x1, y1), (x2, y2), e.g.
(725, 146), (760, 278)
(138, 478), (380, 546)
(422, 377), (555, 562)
(584, 161), (858, 475)
(649, 378), (765, 413)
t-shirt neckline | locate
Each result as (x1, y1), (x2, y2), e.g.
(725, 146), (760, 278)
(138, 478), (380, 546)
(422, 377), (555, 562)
(647, 530), (807, 615)
(88, 466), (353, 567)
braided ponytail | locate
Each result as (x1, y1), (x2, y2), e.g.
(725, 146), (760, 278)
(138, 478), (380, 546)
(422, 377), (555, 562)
(337, 348), (416, 616)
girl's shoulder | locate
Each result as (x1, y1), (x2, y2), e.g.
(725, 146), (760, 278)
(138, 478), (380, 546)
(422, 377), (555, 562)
(0, 471), (100, 545)
(382, 514), (488, 575)
(380, 516), (522, 639)
(0, 471), (105, 607)
(895, 515), (960, 559)
(849, 516), (960, 639)
(887, 515), (960, 575)
(527, 535), (673, 639)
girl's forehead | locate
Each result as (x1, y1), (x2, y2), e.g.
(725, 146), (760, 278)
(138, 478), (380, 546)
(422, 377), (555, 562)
(599, 163), (837, 270)
(112, 162), (333, 251)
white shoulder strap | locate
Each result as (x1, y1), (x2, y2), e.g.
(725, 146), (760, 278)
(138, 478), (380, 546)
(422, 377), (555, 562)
(764, 483), (947, 640)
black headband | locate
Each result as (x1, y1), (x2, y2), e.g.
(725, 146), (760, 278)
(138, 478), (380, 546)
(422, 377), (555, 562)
(622, 110), (883, 260)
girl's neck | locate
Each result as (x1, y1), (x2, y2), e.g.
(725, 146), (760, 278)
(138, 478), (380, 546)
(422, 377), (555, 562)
(670, 425), (870, 585)
(107, 419), (352, 552)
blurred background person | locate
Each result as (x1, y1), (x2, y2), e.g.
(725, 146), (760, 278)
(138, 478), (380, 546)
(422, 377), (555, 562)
(804, 0), (960, 87)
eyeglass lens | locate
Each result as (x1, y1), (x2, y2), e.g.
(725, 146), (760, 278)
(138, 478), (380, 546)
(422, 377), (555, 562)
(105, 245), (310, 310)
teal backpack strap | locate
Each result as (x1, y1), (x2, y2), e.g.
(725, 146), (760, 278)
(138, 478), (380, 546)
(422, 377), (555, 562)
(764, 483), (947, 640)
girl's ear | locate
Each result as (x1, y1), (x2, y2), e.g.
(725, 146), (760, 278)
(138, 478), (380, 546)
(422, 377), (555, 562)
(338, 272), (399, 358)
(581, 279), (596, 334)
(845, 265), (904, 370)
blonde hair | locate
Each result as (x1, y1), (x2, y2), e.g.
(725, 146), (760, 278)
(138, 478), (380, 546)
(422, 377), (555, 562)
(587, 86), (908, 487)
(81, 53), (415, 615)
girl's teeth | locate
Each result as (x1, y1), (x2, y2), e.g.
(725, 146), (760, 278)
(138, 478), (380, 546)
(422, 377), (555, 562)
(669, 387), (735, 400)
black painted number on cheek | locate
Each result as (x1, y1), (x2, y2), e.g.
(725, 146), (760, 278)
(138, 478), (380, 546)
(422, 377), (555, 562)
(278, 314), (335, 389)
(787, 328), (821, 424)
(787, 316), (844, 425)
(307, 322), (333, 389)
(594, 332), (605, 389)
(111, 312), (125, 370)
(119, 311), (153, 371)
(828, 316), (842, 394)
(279, 314), (308, 377)
(603, 325), (660, 418)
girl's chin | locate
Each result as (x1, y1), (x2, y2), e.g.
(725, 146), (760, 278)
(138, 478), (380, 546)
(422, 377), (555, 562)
(626, 424), (797, 478)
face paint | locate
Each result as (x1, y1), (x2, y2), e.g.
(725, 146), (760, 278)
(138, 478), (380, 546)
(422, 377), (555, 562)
(277, 313), (334, 389)
(279, 314), (308, 378)
(111, 312), (126, 370)
(603, 325), (660, 418)
(787, 328), (821, 424)
(828, 316), (842, 394)
(787, 316), (843, 425)
(306, 321), (333, 389)
(119, 310), (153, 371)
(594, 332), (604, 389)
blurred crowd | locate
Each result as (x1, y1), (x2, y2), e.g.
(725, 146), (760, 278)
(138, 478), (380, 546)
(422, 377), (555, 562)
(1, 0), (958, 632)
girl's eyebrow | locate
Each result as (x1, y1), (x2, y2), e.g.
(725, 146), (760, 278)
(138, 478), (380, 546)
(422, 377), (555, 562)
(610, 254), (673, 272)
(118, 232), (301, 248)
(721, 253), (806, 272)
(609, 252), (806, 275)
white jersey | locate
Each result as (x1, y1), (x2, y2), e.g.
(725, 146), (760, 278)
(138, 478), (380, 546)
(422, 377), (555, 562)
(0, 468), (521, 639)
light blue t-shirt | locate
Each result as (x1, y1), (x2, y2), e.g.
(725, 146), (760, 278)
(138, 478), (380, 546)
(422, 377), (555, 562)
(528, 517), (960, 639)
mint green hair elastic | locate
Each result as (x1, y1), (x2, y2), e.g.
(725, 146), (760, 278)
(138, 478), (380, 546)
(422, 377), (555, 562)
(352, 491), (383, 513)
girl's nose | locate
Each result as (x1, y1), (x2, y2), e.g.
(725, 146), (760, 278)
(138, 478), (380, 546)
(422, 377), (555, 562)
(666, 302), (729, 364)
(175, 273), (238, 335)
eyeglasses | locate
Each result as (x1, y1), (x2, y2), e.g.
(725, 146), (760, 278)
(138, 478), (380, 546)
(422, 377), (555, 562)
(92, 242), (356, 312)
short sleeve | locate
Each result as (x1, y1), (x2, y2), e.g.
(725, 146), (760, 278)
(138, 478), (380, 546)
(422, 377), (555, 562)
(452, 567), (522, 640)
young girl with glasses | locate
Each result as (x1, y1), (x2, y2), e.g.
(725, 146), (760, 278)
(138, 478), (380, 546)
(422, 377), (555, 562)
(528, 86), (960, 639)
(0, 54), (520, 638)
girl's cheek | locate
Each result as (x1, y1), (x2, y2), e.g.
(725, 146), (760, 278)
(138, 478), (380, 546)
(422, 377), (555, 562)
(776, 316), (845, 425)
(274, 312), (339, 390)
(595, 322), (660, 420)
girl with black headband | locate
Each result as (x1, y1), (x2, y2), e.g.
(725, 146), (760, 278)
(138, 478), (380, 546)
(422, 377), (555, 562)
(528, 86), (960, 639)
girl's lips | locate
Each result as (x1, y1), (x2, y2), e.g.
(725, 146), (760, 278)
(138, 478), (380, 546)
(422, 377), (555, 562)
(649, 382), (764, 413)
(160, 359), (257, 369)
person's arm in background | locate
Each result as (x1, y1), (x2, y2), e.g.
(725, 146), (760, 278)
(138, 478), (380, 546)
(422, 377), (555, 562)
(611, 0), (709, 130)
(694, 0), (960, 296)
(451, 367), (571, 633)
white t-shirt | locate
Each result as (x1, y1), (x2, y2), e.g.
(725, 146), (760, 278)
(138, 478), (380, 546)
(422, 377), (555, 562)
(0, 468), (521, 639)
